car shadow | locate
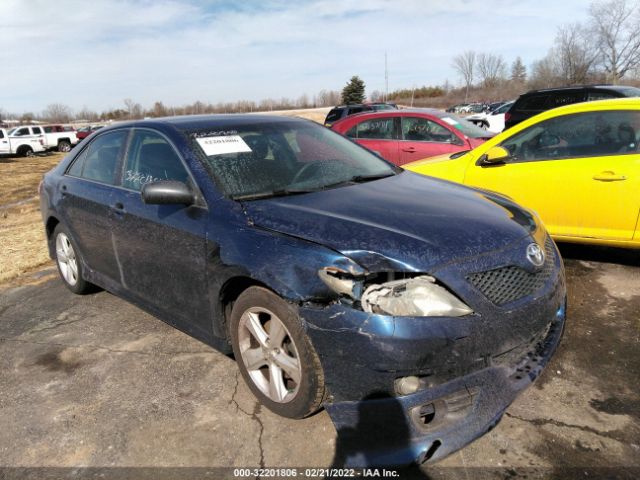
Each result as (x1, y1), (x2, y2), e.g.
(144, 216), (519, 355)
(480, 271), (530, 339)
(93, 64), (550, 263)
(329, 392), (432, 479)
(557, 242), (639, 267)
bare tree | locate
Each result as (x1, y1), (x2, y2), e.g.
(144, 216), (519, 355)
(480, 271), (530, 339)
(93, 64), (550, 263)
(529, 55), (561, 89)
(477, 53), (506, 88)
(452, 51), (476, 102)
(151, 101), (168, 117)
(589, 0), (640, 83)
(123, 98), (142, 119)
(76, 106), (99, 122)
(554, 23), (599, 84)
(43, 103), (73, 123)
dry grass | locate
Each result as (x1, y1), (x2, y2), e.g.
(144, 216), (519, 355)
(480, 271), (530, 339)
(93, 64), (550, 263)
(0, 153), (64, 284)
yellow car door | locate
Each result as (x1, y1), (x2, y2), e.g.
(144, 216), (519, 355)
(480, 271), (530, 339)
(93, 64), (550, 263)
(464, 109), (640, 241)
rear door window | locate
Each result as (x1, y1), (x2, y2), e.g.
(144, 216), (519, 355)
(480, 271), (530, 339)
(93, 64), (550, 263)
(67, 130), (129, 184)
(548, 91), (586, 108)
(32, 127), (42, 135)
(350, 117), (396, 140)
(122, 129), (190, 191)
(517, 95), (550, 112)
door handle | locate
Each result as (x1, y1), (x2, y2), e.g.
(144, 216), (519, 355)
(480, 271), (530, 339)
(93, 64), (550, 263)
(593, 171), (627, 182)
(112, 202), (125, 211)
(402, 147), (417, 153)
(61, 184), (68, 197)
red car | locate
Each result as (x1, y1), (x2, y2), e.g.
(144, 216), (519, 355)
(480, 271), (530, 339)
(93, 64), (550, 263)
(331, 109), (493, 166)
(76, 125), (103, 141)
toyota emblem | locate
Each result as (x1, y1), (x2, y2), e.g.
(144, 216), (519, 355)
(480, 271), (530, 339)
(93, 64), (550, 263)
(526, 243), (545, 267)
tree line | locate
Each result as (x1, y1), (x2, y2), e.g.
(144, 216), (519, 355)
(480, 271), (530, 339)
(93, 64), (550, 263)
(0, 89), (342, 125)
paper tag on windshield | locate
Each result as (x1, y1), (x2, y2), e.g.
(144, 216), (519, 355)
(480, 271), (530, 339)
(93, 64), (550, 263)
(196, 135), (252, 155)
(441, 117), (459, 126)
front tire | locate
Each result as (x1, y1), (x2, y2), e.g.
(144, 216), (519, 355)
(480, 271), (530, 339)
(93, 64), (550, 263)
(230, 287), (325, 419)
(52, 224), (94, 294)
(18, 146), (33, 157)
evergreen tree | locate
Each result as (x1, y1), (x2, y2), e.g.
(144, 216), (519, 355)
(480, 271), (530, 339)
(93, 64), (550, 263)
(511, 57), (527, 83)
(341, 76), (366, 104)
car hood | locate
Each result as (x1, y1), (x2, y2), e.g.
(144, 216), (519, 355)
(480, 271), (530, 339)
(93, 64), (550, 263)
(242, 171), (535, 273)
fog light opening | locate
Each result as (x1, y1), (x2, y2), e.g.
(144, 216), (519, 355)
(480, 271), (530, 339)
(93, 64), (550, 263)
(418, 403), (436, 425)
(421, 439), (442, 464)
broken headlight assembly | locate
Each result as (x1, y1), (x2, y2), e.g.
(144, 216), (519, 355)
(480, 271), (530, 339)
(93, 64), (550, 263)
(319, 268), (473, 317)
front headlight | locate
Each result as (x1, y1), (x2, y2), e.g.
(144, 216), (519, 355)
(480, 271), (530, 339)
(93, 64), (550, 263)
(361, 275), (473, 317)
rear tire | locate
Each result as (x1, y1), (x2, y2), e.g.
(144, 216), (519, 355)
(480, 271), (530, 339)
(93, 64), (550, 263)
(230, 286), (325, 419)
(58, 141), (71, 152)
(52, 224), (94, 294)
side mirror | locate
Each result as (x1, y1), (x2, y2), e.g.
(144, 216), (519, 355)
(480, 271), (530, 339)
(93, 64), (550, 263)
(479, 146), (510, 166)
(142, 180), (194, 205)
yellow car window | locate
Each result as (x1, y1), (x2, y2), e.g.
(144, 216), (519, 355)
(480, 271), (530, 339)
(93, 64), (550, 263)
(500, 110), (640, 163)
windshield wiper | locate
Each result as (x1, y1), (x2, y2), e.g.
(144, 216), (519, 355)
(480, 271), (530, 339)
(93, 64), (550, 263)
(450, 150), (470, 159)
(348, 171), (397, 182)
(232, 188), (315, 201)
(232, 172), (397, 201)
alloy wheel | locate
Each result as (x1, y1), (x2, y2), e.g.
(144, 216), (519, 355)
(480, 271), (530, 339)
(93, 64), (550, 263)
(56, 232), (78, 286)
(237, 307), (302, 403)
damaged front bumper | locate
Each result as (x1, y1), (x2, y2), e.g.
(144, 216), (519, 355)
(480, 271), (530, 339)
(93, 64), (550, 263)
(299, 260), (566, 467)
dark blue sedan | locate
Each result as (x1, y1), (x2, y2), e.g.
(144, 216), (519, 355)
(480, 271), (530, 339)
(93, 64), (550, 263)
(39, 115), (566, 466)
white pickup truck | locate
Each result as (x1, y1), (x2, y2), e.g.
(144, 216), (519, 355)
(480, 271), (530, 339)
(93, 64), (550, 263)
(42, 125), (78, 152)
(0, 127), (46, 157)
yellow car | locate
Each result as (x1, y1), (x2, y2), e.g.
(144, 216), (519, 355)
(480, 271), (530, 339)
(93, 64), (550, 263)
(405, 98), (640, 249)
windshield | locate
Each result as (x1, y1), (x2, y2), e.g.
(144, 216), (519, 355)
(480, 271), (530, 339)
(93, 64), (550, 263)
(190, 120), (398, 200)
(434, 112), (490, 138)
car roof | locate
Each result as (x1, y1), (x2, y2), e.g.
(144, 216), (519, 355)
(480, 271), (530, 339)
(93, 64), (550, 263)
(520, 84), (637, 96)
(496, 97), (640, 136)
(96, 114), (310, 133)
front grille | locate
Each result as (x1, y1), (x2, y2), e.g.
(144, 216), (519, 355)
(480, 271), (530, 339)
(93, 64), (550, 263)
(467, 237), (555, 305)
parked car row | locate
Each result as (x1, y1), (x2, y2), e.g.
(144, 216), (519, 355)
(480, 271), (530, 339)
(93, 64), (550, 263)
(0, 123), (109, 157)
(465, 100), (514, 133)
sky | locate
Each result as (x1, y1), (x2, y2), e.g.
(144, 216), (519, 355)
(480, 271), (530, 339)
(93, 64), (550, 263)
(0, 0), (592, 115)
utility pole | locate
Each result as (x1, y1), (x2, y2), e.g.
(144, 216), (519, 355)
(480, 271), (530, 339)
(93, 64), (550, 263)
(384, 52), (389, 103)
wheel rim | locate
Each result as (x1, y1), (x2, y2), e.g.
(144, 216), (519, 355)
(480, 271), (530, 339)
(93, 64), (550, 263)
(238, 307), (302, 403)
(59, 143), (71, 152)
(25, 149), (34, 157)
(56, 233), (79, 286)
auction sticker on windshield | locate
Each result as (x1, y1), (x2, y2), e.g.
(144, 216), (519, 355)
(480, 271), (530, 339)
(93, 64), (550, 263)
(196, 135), (252, 155)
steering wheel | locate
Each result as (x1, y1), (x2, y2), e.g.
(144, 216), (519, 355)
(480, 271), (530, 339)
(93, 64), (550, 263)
(291, 162), (323, 184)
